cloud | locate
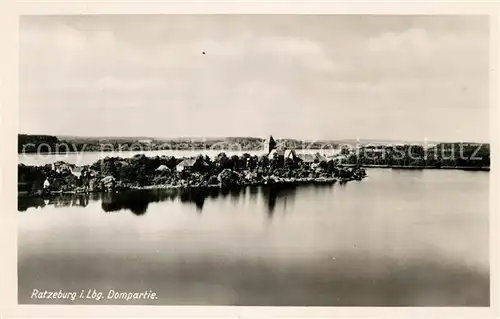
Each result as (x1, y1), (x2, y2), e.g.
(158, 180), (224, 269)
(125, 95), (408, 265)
(19, 16), (489, 141)
(21, 24), (337, 98)
(332, 26), (488, 85)
(367, 28), (432, 57)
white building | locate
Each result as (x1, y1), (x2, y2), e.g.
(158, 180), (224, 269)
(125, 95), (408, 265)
(175, 158), (208, 172)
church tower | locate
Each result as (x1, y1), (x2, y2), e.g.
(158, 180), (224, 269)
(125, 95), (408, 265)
(264, 135), (277, 155)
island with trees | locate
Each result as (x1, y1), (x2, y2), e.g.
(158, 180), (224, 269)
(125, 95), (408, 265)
(18, 134), (490, 171)
(18, 135), (490, 198)
(18, 151), (367, 197)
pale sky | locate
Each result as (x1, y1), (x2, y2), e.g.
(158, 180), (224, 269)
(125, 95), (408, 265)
(19, 15), (490, 142)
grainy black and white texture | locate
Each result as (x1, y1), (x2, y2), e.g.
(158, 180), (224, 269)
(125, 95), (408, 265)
(18, 15), (490, 306)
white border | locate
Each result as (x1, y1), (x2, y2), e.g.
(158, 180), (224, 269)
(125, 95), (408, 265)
(1, 1), (499, 318)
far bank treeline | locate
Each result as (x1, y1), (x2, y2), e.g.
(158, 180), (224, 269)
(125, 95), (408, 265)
(18, 134), (334, 152)
(19, 152), (367, 196)
(341, 143), (490, 168)
(19, 134), (490, 168)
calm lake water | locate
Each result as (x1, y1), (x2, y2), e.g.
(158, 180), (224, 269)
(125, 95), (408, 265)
(18, 168), (489, 306)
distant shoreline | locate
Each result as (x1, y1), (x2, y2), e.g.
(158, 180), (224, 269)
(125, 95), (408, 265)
(17, 148), (323, 155)
(18, 152), (491, 172)
(342, 164), (490, 172)
(17, 147), (340, 155)
(18, 134), (491, 172)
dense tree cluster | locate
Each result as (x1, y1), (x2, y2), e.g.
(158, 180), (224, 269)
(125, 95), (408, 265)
(18, 152), (366, 196)
(343, 143), (490, 168)
(18, 134), (60, 153)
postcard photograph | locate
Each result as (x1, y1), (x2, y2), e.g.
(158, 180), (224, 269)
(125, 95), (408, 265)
(17, 14), (490, 306)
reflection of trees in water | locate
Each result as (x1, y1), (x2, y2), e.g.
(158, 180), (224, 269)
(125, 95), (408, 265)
(18, 196), (46, 211)
(19, 184), (331, 217)
(248, 186), (259, 201)
(98, 186), (299, 217)
(101, 188), (211, 215)
(49, 194), (90, 208)
(220, 187), (230, 197)
(18, 194), (90, 211)
(261, 185), (298, 219)
(179, 188), (208, 211)
(90, 192), (101, 201)
(229, 187), (244, 205)
(78, 194), (90, 207)
(19, 188), (212, 215)
(208, 187), (220, 198)
(101, 191), (158, 215)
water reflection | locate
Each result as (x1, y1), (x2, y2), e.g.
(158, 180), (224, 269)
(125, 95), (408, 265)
(18, 194), (90, 211)
(50, 194), (90, 208)
(17, 170), (490, 306)
(228, 187), (244, 206)
(179, 188), (208, 211)
(101, 188), (203, 215)
(18, 184), (316, 218)
(102, 192), (149, 215)
(248, 186), (259, 201)
(18, 197), (46, 211)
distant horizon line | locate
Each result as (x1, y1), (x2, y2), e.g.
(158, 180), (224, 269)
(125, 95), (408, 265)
(18, 132), (490, 145)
